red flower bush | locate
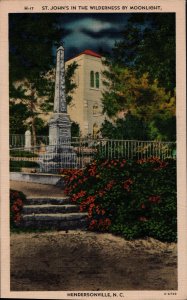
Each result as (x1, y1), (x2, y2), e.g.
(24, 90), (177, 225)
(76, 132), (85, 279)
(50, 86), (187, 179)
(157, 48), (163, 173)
(148, 195), (161, 203)
(10, 190), (26, 227)
(62, 157), (176, 242)
(123, 178), (133, 191)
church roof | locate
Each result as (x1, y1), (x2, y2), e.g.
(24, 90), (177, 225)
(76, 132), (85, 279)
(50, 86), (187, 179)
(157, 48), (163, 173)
(67, 49), (102, 61)
(80, 49), (102, 58)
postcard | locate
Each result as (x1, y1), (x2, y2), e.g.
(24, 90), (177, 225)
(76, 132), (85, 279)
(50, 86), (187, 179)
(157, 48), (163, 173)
(0, 0), (186, 299)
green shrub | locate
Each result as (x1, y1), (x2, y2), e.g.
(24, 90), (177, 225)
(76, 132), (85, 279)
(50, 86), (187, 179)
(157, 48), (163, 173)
(10, 160), (39, 172)
(61, 157), (177, 242)
(10, 150), (38, 157)
(10, 189), (27, 229)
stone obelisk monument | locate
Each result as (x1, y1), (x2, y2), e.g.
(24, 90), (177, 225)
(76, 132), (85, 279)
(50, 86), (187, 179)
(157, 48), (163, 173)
(49, 45), (71, 145)
(39, 45), (77, 173)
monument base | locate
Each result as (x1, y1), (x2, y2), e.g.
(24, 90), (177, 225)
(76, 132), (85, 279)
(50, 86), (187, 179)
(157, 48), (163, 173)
(39, 144), (78, 173)
(48, 113), (71, 145)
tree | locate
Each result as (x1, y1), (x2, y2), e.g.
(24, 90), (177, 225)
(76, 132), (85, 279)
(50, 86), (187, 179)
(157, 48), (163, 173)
(101, 13), (176, 141)
(10, 80), (40, 145)
(102, 66), (175, 119)
(65, 62), (78, 105)
(10, 64), (78, 141)
(9, 14), (63, 83)
(112, 13), (176, 94)
(9, 14), (63, 142)
(9, 14), (78, 141)
(102, 65), (176, 141)
(101, 113), (149, 140)
(71, 122), (80, 137)
(10, 103), (29, 134)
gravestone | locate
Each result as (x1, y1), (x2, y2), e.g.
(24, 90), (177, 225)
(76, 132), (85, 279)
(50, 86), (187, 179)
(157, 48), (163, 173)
(39, 45), (77, 173)
(24, 130), (31, 150)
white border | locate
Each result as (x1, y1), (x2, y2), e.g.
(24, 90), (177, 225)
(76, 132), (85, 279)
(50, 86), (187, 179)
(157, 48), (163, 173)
(0, 0), (186, 299)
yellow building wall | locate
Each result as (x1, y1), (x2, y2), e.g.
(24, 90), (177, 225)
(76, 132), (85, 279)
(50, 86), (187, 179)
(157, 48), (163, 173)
(66, 53), (106, 137)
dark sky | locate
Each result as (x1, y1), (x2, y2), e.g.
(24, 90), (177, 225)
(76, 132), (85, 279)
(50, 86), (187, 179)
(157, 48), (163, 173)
(58, 13), (129, 60)
(8, 12), (131, 79)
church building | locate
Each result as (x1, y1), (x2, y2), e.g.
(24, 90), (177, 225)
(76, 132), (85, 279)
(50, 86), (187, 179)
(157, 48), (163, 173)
(66, 49), (107, 137)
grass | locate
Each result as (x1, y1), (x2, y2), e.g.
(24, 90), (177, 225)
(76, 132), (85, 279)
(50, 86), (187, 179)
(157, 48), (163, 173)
(10, 160), (40, 172)
(10, 150), (38, 158)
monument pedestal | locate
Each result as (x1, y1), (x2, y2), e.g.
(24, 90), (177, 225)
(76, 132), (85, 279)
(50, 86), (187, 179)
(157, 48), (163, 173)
(39, 113), (78, 173)
(48, 113), (71, 146)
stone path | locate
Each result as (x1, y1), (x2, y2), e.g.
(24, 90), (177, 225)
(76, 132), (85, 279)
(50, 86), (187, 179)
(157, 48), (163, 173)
(10, 180), (64, 197)
(10, 180), (87, 230)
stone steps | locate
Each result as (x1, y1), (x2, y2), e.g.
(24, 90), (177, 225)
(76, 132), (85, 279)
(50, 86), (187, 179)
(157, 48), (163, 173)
(21, 197), (88, 230)
(23, 204), (79, 214)
(26, 196), (70, 205)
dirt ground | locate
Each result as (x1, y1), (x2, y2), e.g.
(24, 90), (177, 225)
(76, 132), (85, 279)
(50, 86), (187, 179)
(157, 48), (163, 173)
(10, 230), (177, 291)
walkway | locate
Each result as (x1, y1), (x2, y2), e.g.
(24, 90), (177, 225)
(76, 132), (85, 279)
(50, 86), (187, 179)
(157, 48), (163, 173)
(10, 180), (177, 291)
(10, 180), (64, 197)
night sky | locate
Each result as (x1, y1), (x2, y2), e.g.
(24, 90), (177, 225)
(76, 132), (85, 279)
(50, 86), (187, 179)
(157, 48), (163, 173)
(57, 13), (129, 60)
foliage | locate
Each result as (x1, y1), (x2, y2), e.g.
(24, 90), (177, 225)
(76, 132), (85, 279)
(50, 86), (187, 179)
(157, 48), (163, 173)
(71, 122), (80, 137)
(39, 61), (78, 108)
(148, 116), (176, 141)
(66, 62), (78, 105)
(9, 14), (78, 138)
(9, 14), (61, 139)
(10, 161), (39, 172)
(102, 67), (175, 120)
(10, 189), (27, 228)
(101, 113), (176, 142)
(101, 14), (176, 141)
(61, 158), (177, 242)
(101, 113), (149, 140)
(102, 65), (176, 141)
(112, 13), (175, 93)
(9, 14), (63, 82)
(9, 102), (29, 134)
(10, 80), (42, 144)
(34, 117), (48, 136)
(10, 62), (78, 138)
(10, 150), (38, 158)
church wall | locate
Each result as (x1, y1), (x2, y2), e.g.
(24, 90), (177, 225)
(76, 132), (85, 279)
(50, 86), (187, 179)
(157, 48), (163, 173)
(66, 52), (107, 137)
(83, 55), (105, 137)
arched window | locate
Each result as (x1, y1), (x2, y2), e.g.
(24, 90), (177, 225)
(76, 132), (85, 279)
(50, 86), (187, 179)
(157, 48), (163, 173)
(95, 72), (100, 88)
(90, 71), (94, 88)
